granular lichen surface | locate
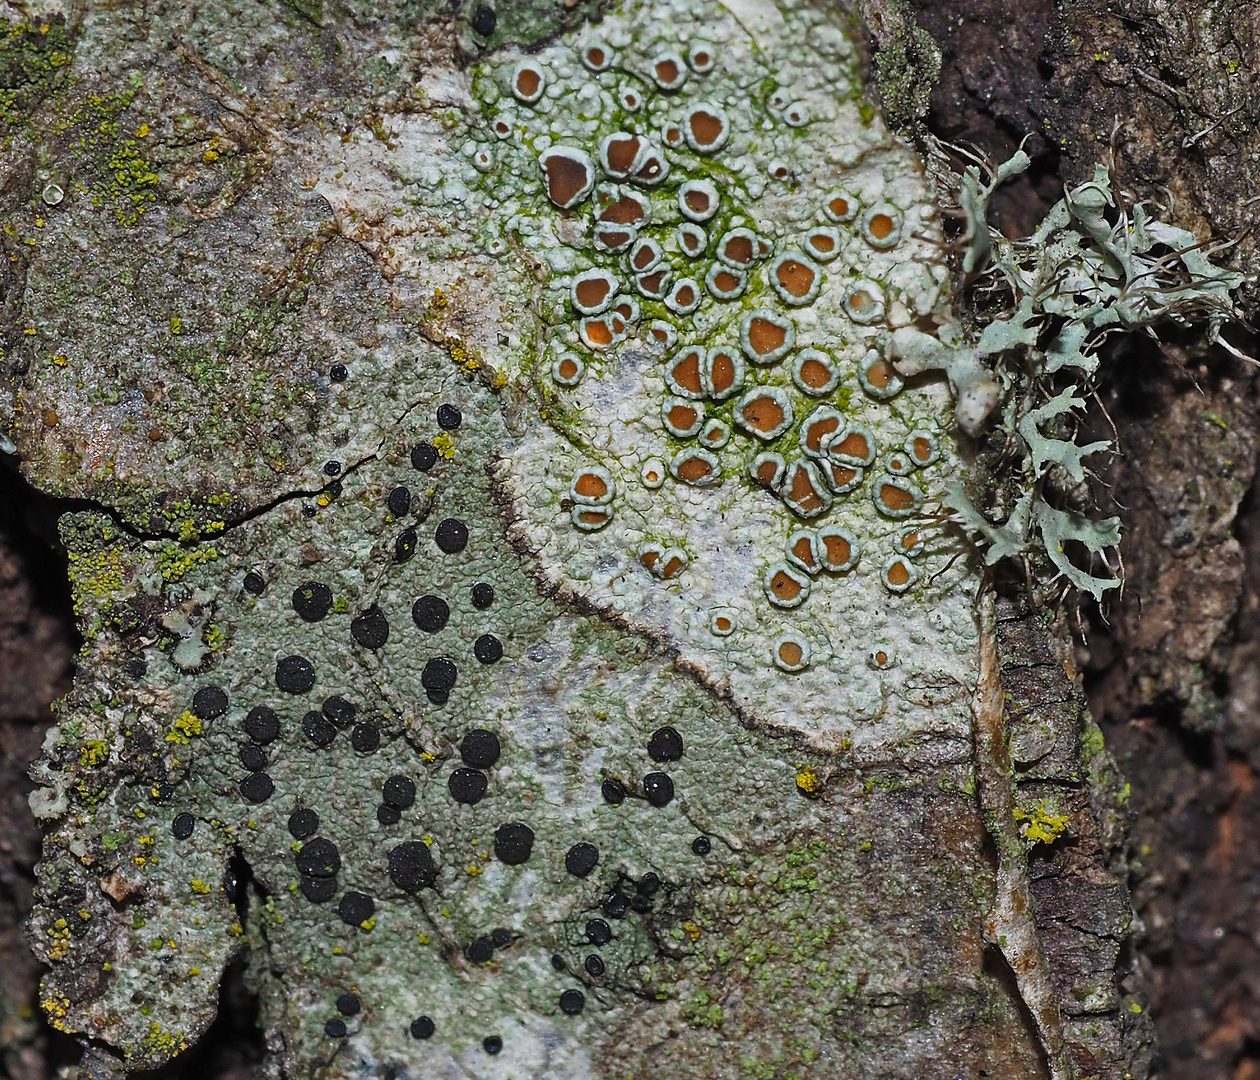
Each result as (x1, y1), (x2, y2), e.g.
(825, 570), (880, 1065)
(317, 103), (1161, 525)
(6, 0), (1059, 1076)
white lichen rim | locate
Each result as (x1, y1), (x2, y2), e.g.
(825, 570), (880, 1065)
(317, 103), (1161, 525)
(709, 607), (736, 636)
(580, 38), (614, 72)
(738, 308), (795, 365)
(871, 472), (924, 519)
(569, 464), (616, 505)
(781, 459), (834, 519)
(816, 524), (861, 572)
(635, 267), (672, 298)
(550, 353), (585, 387)
(802, 225), (841, 263)
(646, 320), (677, 351)
(594, 221), (637, 251)
(687, 41), (717, 74)
(764, 560), (811, 609)
(668, 447), (722, 486)
(785, 527), (820, 575)
(715, 227), (761, 268)
(905, 429), (940, 467)
(799, 405), (845, 461)
(510, 58), (547, 103)
(664, 277), (701, 314)
(571, 503), (614, 531)
(664, 345), (707, 400)
(844, 280), (887, 326)
(599, 131), (649, 180)
(899, 527), (926, 558)
(702, 345), (745, 401)
(749, 451), (786, 491)
(676, 223), (708, 258)
(682, 102), (731, 154)
(733, 385), (794, 441)
(570, 268), (619, 315)
(858, 346), (903, 399)
(791, 348), (841, 396)
(823, 423), (876, 467)
(768, 249), (823, 307)
(772, 631), (812, 672)
(649, 50), (688, 90)
(677, 178), (720, 223)
(630, 145), (671, 187)
(619, 85), (644, 112)
(705, 263), (747, 300)
(699, 417), (731, 449)
(640, 457), (666, 489)
(822, 186), (860, 223)
(782, 101), (810, 128)
(821, 459), (864, 494)
(578, 316), (623, 351)
(660, 395), (706, 437)
(629, 236), (664, 273)
(884, 451), (915, 476)
(861, 202), (904, 249)
(538, 145), (596, 209)
(881, 553), (919, 593)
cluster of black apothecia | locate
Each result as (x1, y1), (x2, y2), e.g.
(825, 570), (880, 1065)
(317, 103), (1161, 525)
(164, 402), (715, 1058)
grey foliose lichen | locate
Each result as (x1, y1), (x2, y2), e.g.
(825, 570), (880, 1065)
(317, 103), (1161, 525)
(12, 1), (1134, 1077)
(892, 150), (1247, 601)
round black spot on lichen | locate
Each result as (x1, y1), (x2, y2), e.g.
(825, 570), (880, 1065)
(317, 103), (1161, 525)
(297, 838), (341, 877)
(692, 835), (712, 856)
(388, 841), (438, 893)
(351, 722), (381, 754)
(435, 518), (468, 554)
(410, 1016), (435, 1040)
(123, 657), (147, 679)
(559, 989), (585, 1015)
(382, 776), (416, 810)
(240, 772), (274, 803)
(460, 728), (501, 769)
(323, 460), (342, 477)
(288, 809), (319, 839)
(646, 726), (684, 762)
(471, 582), (495, 609)
(322, 696), (356, 728)
(585, 954), (605, 976)
(338, 891), (376, 926)
(493, 822), (534, 864)
(325, 1018), (347, 1038)
(585, 918), (612, 945)
(411, 443), (437, 471)
(292, 582), (333, 622)
(601, 778), (626, 805)
(192, 686), (229, 720)
(448, 768), (488, 805)
(491, 927), (512, 948)
(302, 711), (337, 748)
(550, 954), (567, 972)
(466, 936), (494, 963)
(483, 1036), (502, 1055)
(276, 656), (316, 694)
(630, 892), (651, 913)
(377, 804), (401, 825)
(388, 486), (411, 517)
(243, 571), (266, 594)
(239, 744), (267, 772)
(300, 875), (337, 903)
(602, 891), (630, 919)
(437, 403), (462, 430)
(422, 657), (457, 692)
(394, 528), (417, 563)
(564, 842), (599, 878)
(638, 872), (661, 896)
(171, 813), (195, 840)
(643, 772), (675, 807)
(471, 3), (496, 35)
(302, 505), (316, 518)
(473, 634), (503, 664)
(243, 705), (280, 744)
(351, 606), (390, 649)
(412, 595), (450, 633)
(336, 992), (360, 1017)
(329, 363), (349, 383)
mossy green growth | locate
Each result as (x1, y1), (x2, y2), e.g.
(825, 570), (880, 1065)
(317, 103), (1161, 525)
(0, 20), (75, 131)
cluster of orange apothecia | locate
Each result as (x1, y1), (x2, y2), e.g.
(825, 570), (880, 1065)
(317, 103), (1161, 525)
(492, 34), (946, 621)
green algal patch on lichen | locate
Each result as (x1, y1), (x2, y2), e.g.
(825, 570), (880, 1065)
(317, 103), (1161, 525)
(0, 20), (75, 130)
